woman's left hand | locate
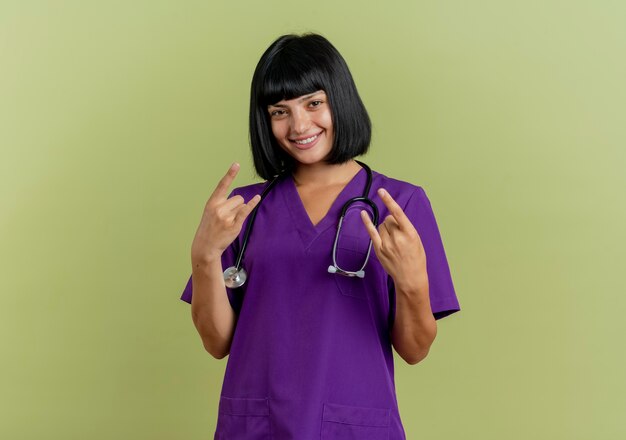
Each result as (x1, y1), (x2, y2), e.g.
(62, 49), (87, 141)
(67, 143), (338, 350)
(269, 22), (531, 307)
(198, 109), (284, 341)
(360, 188), (428, 292)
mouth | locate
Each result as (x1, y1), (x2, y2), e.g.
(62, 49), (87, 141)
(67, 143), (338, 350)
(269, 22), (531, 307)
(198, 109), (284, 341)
(289, 131), (323, 150)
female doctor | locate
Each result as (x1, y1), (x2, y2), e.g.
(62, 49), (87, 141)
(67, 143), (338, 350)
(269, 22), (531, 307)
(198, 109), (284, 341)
(180, 33), (460, 439)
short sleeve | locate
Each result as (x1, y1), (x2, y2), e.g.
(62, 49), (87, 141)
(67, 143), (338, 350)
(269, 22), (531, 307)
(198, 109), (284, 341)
(389, 187), (460, 321)
(179, 191), (244, 314)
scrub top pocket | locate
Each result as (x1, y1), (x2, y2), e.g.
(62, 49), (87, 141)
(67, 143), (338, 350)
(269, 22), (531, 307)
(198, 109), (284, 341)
(214, 396), (271, 440)
(333, 233), (370, 299)
(321, 402), (391, 440)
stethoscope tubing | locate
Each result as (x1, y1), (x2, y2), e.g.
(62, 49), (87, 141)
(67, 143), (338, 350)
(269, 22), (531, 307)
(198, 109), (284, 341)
(224, 160), (378, 288)
(233, 172), (282, 271)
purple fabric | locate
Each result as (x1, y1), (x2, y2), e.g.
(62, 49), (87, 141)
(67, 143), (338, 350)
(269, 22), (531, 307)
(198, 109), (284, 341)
(180, 168), (460, 439)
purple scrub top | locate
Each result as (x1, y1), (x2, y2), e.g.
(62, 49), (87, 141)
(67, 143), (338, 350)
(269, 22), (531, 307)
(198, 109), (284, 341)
(180, 167), (461, 439)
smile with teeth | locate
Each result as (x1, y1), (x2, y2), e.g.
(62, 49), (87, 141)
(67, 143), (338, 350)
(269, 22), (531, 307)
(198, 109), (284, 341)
(292, 133), (320, 144)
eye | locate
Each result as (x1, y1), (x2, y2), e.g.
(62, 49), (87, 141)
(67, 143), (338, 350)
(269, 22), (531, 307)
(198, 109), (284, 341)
(269, 109), (286, 117)
(309, 100), (323, 107)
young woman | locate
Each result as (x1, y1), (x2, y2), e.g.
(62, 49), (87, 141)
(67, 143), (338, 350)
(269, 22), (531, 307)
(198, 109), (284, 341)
(180, 33), (461, 439)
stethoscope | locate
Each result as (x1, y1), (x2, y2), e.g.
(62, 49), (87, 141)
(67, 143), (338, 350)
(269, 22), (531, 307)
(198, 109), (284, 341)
(223, 160), (379, 288)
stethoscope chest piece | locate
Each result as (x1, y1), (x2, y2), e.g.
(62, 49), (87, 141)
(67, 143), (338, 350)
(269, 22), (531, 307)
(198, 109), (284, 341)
(223, 266), (247, 288)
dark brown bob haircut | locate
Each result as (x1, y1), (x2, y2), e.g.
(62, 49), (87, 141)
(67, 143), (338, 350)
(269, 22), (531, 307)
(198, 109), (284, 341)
(249, 33), (372, 180)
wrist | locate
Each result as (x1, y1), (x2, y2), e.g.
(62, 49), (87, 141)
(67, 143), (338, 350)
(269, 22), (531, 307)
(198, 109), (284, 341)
(393, 273), (429, 297)
(192, 251), (223, 269)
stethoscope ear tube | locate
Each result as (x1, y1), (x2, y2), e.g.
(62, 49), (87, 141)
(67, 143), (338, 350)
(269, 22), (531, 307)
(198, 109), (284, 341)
(329, 190), (379, 278)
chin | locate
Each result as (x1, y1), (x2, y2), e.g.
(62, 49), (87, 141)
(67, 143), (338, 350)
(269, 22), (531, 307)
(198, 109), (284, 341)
(295, 152), (331, 165)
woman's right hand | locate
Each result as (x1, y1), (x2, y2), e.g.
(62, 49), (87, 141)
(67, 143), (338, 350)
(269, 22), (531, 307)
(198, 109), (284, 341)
(191, 162), (261, 265)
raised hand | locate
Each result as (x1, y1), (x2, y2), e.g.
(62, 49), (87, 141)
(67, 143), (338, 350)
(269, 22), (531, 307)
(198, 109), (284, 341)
(191, 163), (261, 264)
(360, 188), (428, 291)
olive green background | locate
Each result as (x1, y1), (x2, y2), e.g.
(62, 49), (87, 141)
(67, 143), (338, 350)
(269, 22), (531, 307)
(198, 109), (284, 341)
(1, 1), (624, 439)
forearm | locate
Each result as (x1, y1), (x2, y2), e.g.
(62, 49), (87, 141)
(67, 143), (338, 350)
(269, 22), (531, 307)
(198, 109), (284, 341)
(391, 276), (437, 365)
(191, 257), (236, 359)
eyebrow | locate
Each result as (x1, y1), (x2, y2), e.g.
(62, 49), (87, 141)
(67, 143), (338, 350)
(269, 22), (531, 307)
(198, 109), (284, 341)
(268, 91), (325, 108)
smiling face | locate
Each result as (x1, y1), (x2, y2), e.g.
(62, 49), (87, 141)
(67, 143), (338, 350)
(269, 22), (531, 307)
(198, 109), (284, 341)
(267, 90), (334, 166)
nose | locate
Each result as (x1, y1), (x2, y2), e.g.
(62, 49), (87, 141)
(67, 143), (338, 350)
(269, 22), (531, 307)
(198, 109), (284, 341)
(290, 107), (311, 135)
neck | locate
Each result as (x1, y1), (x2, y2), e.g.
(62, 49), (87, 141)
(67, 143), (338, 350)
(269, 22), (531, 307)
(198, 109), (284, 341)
(291, 160), (363, 187)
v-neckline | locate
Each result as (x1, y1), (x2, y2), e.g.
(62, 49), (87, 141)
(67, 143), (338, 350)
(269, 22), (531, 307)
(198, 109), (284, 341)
(282, 166), (366, 248)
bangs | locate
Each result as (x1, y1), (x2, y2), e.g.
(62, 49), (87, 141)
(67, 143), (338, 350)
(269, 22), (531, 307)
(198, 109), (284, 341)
(259, 54), (327, 107)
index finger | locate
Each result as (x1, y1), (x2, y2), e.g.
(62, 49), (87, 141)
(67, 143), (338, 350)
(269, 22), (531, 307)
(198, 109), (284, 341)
(377, 188), (413, 230)
(209, 162), (240, 202)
